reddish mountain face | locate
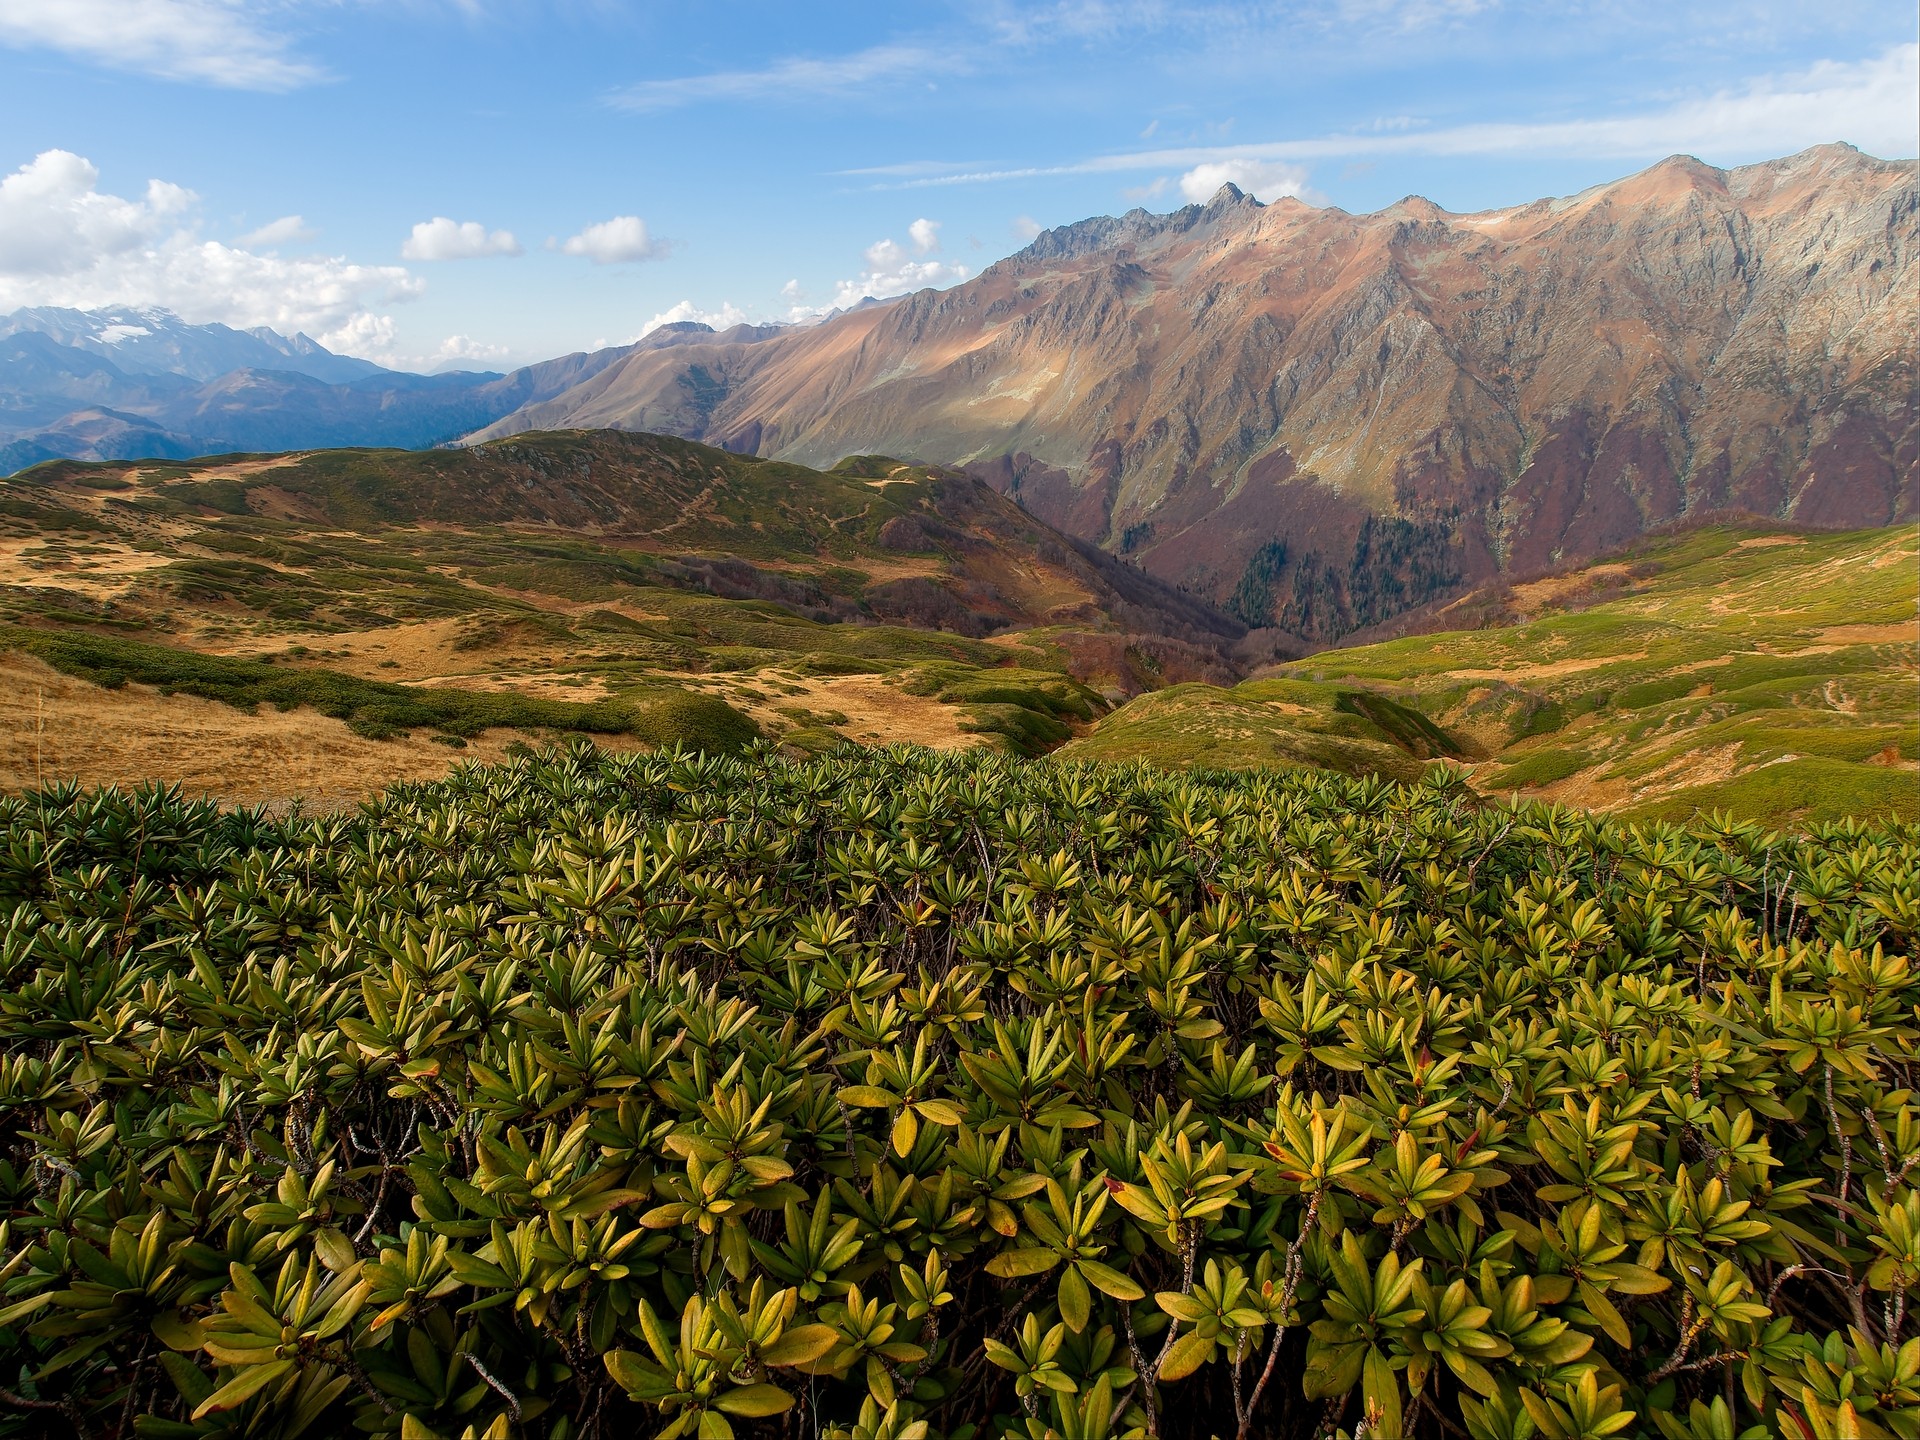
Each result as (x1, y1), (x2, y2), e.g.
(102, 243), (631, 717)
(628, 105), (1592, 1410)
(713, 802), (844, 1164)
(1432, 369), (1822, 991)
(468, 145), (1918, 640)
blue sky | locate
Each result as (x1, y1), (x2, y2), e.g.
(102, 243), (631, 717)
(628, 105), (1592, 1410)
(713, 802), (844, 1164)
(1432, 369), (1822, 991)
(0, 1), (1911, 371)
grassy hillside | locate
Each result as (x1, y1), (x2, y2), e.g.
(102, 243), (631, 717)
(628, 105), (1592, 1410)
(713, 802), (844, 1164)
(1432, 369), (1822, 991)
(1064, 524), (1918, 825)
(2, 432), (1238, 651)
(2, 431), (1912, 825)
(0, 432), (1227, 780)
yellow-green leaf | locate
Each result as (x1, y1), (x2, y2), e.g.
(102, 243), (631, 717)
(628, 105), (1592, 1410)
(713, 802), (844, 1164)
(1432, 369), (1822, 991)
(761, 1324), (841, 1367)
(715, 1383), (795, 1417)
(192, 1359), (294, 1419)
(892, 1106), (919, 1156)
(1158, 1331), (1214, 1381)
(1077, 1259), (1145, 1302)
(986, 1247), (1061, 1278)
(1058, 1263), (1091, 1332)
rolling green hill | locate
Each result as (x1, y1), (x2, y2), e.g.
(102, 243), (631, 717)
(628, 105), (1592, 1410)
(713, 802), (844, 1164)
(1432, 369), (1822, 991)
(1063, 524), (1918, 826)
(0, 432), (1243, 770)
(2, 430), (1913, 825)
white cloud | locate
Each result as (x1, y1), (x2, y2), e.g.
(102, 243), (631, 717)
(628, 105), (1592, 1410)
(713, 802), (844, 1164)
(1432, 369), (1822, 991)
(430, 334), (511, 369)
(908, 217), (942, 254)
(237, 214), (315, 247)
(0, 151), (192, 276)
(1011, 215), (1043, 240)
(401, 217), (523, 261)
(561, 216), (666, 265)
(878, 44), (1920, 187)
(638, 299), (750, 337)
(780, 278), (804, 300)
(0, 149), (421, 360)
(611, 44), (944, 111)
(1177, 158), (1317, 202)
(0, 0), (322, 90)
(319, 312), (402, 360)
(808, 235), (971, 314)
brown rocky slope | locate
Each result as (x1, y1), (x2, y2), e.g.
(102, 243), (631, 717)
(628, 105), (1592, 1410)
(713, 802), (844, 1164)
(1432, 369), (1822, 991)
(467, 144), (1917, 641)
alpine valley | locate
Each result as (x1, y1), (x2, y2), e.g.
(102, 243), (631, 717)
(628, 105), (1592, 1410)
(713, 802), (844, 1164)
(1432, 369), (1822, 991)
(5, 31), (1920, 1438)
(0, 144), (1913, 825)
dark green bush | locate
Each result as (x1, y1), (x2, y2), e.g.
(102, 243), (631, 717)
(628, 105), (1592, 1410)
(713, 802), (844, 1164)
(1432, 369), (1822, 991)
(1332, 691), (1463, 759)
(0, 750), (1915, 1440)
(628, 689), (763, 755)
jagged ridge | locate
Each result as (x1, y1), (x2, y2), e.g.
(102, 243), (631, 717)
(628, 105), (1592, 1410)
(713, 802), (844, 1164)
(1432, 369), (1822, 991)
(466, 144), (1918, 641)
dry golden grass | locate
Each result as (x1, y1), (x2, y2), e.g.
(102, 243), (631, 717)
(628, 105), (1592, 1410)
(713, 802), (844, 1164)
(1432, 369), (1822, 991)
(1433, 652), (1647, 681)
(1506, 564), (1636, 614)
(764, 673), (983, 748)
(0, 653), (647, 810)
(0, 645), (983, 809)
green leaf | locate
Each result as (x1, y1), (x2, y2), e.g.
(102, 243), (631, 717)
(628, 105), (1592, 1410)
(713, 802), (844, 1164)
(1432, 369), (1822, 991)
(892, 1106), (919, 1156)
(0, 1293), (50, 1327)
(1158, 1331), (1214, 1381)
(191, 1359), (294, 1419)
(150, 1313), (204, 1352)
(986, 1247), (1061, 1278)
(312, 1228), (357, 1272)
(606, 1348), (668, 1396)
(715, 1383), (795, 1417)
(157, 1352), (215, 1408)
(1363, 1347), (1402, 1440)
(1175, 1019), (1225, 1040)
(1058, 1263), (1091, 1333)
(1442, 1351), (1499, 1399)
(1577, 1280), (1630, 1347)
(445, 1254), (510, 1288)
(1077, 1259), (1144, 1302)
(761, 1324), (841, 1367)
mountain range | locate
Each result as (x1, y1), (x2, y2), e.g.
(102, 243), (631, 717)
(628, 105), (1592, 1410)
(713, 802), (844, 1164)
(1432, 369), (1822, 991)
(468, 143), (1916, 639)
(3, 144), (1913, 643)
(0, 309), (723, 473)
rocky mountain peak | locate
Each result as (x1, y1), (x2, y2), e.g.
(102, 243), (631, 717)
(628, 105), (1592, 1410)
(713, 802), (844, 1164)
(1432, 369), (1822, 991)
(458, 145), (1914, 644)
(1201, 182), (1258, 215)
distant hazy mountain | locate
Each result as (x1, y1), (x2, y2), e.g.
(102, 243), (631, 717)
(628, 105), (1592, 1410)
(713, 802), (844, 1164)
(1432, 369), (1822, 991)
(0, 307), (392, 385)
(466, 143), (1917, 639)
(0, 315), (751, 468)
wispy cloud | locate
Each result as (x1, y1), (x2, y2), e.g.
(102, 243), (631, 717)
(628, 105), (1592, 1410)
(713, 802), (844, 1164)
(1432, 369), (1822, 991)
(984, 0), (1502, 48)
(0, 0), (324, 90)
(841, 159), (996, 178)
(237, 214), (316, 248)
(864, 44), (1918, 189)
(609, 44), (944, 112)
